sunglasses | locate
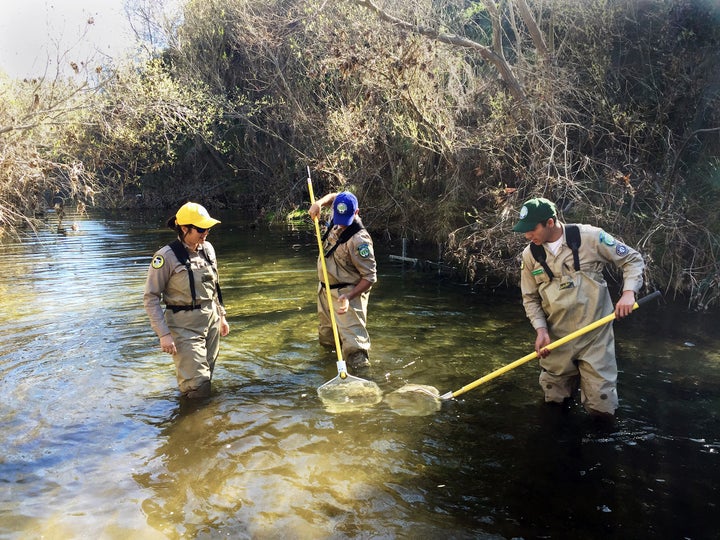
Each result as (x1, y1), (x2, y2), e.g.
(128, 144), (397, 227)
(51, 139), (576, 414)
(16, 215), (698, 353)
(188, 225), (208, 233)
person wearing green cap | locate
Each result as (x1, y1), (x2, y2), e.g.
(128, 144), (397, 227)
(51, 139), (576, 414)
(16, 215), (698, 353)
(144, 202), (229, 399)
(513, 197), (645, 417)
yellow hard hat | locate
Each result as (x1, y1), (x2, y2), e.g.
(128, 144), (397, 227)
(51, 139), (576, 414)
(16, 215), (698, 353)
(175, 202), (221, 229)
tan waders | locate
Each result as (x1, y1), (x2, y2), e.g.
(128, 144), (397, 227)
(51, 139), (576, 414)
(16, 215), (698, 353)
(315, 221), (376, 371)
(317, 284), (371, 368)
(166, 303), (220, 398)
(536, 271), (619, 414)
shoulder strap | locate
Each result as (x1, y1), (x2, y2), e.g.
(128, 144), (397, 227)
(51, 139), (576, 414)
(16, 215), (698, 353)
(529, 243), (555, 280)
(324, 220), (364, 258)
(565, 224), (581, 271)
(528, 225), (582, 280)
(321, 220), (333, 242)
(168, 240), (225, 308)
(168, 239), (189, 265)
(169, 239), (197, 306)
(199, 246), (224, 308)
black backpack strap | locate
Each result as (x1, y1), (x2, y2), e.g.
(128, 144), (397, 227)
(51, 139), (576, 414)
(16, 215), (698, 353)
(321, 220), (334, 242)
(529, 242), (555, 280)
(565, 224), (581, 271)
(324, 220), (363, 259)
(528, 224), (583, 280)
(168, 239), (188, 263)
(200, 246), (224, 309)
(169, 239), (197, 307)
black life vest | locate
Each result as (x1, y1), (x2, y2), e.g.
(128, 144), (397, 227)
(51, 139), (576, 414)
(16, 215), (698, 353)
(529, 224), (581, 280)
(168, 239), (224, 309)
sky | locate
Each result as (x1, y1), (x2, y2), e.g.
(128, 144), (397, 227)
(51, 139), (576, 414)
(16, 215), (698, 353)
(0, 0), (146, 79)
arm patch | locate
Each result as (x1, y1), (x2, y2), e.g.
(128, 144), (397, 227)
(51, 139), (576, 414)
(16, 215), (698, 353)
(600, 232), (616, 246)
(151, 255), (165, 269)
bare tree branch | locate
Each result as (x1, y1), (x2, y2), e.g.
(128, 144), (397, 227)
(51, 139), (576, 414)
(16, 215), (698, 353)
(352, 0), (526, 103)
(481, 0), (504, 57)
(516, 0), (550, 63)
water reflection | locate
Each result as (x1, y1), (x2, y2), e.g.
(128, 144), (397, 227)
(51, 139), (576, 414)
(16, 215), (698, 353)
(1, 211), (719, 539)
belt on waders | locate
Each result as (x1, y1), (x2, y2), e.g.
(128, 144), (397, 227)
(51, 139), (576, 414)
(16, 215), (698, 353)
(320, 282), (353, 289)
(165, 304), (202, 313)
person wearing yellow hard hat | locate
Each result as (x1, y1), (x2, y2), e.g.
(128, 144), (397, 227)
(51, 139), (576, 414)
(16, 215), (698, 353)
(144, 202), (229, 399)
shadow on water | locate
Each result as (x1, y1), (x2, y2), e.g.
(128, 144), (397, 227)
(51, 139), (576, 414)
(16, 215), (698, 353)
(0, 210), (719, 539)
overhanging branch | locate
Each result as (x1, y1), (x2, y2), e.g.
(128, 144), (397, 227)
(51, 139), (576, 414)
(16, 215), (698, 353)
(352, 0), (527, 103)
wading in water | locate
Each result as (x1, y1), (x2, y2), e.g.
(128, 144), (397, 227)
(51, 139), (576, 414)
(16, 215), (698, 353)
(144, 202), (229, 398)
(309, 191), (377, 372)
(513, 198), (645, 418)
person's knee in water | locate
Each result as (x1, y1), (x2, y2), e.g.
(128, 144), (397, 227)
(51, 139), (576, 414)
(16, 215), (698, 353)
(185, 380), (211, 399)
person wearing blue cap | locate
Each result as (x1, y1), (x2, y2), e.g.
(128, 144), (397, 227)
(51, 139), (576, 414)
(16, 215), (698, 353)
(309, 191), (377, 370)
(513, 197), (645, 418)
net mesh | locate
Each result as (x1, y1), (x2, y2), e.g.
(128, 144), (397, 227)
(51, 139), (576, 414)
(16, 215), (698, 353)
(317, 375), (383, 413)
(384, 384), (442, 416)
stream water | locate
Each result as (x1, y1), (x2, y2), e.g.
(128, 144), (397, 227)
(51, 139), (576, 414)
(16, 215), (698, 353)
(1, 210), (718, 539)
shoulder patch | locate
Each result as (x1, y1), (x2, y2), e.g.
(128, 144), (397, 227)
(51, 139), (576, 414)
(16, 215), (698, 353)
(599, 232), (616, 246)
(616, 244), (628, 256)
(151, 255), (165, 269)
(357, 243), (371, 258)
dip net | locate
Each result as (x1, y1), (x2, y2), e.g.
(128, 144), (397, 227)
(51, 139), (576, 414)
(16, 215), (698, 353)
(317, 375), (383, 413)
(384, 384), (442, 416)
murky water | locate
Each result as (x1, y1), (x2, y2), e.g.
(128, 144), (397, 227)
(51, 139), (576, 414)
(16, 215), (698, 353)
(1, 210), (719, 539)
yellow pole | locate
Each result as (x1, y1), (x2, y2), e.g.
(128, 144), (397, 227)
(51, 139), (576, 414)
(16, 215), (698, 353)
(307, 168), (347, 379)
(440, 290), (661, 400)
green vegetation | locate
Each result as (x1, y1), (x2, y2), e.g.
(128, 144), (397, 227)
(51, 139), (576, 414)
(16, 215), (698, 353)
(1, 0), (719, 309)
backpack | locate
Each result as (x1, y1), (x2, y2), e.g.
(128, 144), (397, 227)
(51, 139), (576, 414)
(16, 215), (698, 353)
(529, 224), (581, 280)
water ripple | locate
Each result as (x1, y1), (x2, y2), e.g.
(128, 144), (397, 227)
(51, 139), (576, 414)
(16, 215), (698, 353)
(1, 214), (719, 539)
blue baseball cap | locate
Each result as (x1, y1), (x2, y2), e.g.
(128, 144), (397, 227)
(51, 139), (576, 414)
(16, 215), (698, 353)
(333, 192), (358, 226)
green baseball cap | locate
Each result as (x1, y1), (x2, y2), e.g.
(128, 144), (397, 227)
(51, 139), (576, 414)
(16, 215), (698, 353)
(512, 197), (557, 232)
